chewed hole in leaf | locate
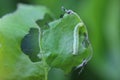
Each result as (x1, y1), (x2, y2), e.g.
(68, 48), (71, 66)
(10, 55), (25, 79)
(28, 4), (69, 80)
(82, 32), (90, 48)
(21, 28), (41, 62)
(78, 26), (90, 48)
(36, 14), (53, 32)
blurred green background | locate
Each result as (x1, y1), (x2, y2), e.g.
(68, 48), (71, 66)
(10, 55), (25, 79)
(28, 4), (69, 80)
(0, 0), (119, 80)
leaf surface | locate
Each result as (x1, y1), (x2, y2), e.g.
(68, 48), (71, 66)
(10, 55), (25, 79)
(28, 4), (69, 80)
(41, 13), (92, 74)
(0, 4), (52, 80)
(0, 4), (92, 80)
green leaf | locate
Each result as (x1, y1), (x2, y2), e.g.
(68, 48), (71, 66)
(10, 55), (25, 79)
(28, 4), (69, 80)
(48, 68), (66, 80)
(0, 4), (92, 80)
(0, 4), (52, 80)
(41, 12), (92, 73)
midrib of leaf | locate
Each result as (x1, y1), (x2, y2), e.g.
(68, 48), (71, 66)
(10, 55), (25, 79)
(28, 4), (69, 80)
(39, 31), (49, 80)
(38, 24), (49, 80)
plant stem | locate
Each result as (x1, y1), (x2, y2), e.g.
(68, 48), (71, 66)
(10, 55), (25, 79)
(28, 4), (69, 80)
(38, 28), (48, 80)
(45, 67), (48, 80)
